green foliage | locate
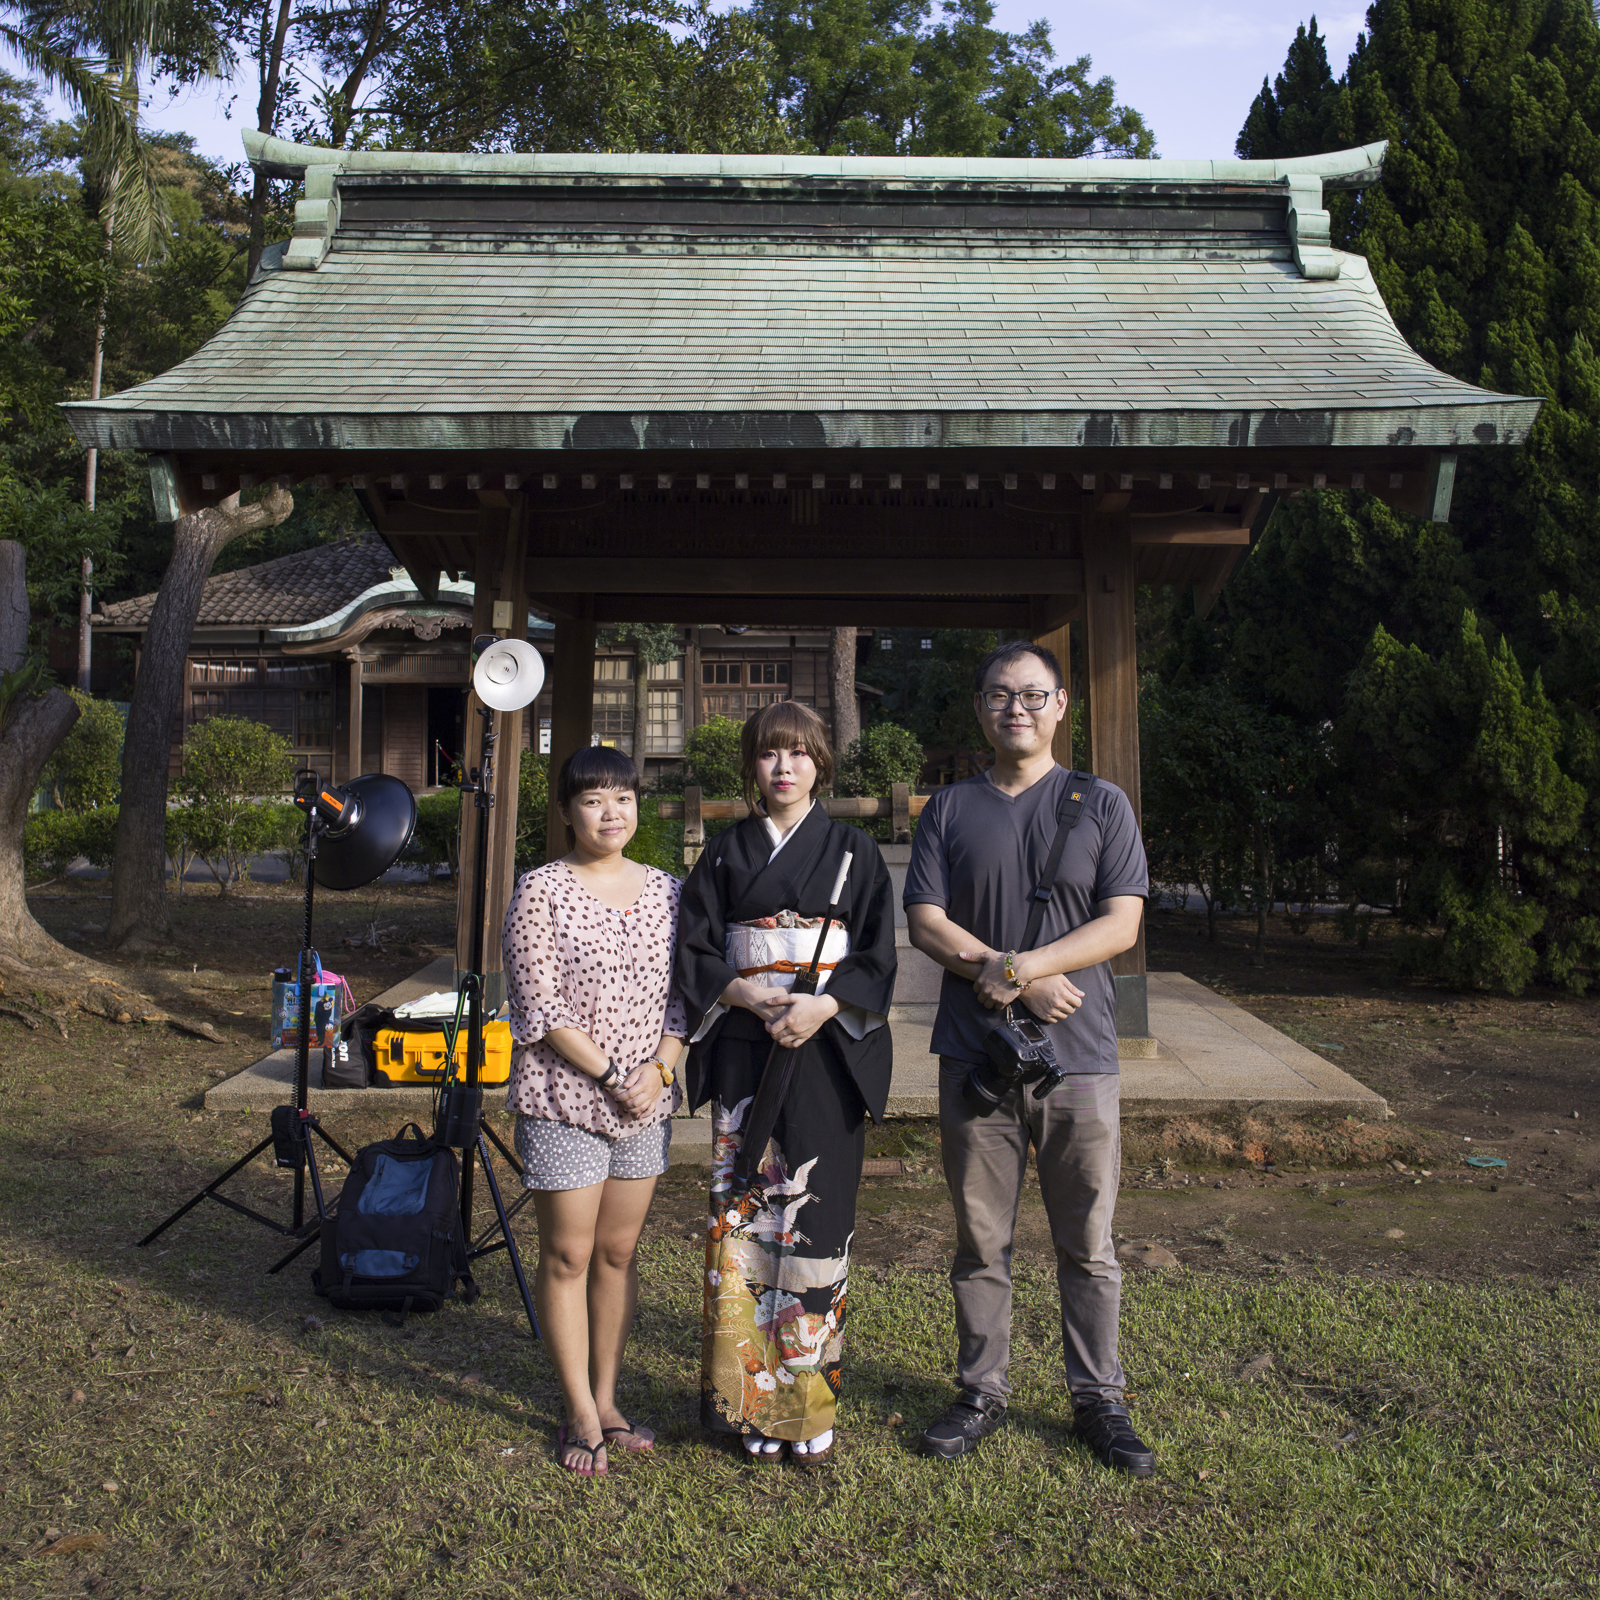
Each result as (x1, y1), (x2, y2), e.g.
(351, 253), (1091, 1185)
(856, 627), (998, 750)
(1139, 677), (1316, 940)
(598, 622), (681, 667)
(40, 689), (122, 809)
(748, 0), (1153, 157)
(1235, 17), (1337, 160)
(23, 802), (118, 876)
(0, 183), (111, 422)
(515, 749), (549, 875)
(684, 715), (744, 797)
(1200, 0), (1600, 992)
(174, 716), (295, 892)
(259, 801), (312, 884)
(625, 796), (684, 875)
(0, 474), (128, 644)
(378, 0), (792, 154)
(0, 653), (46, 732)
(410, 789), (463, 881)
(164, 804), (199, 892)
(835, 720), (925, 795)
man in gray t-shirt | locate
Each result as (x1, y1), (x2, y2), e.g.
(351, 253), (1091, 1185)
(905, 764), (1148, 1073)
(905, 639), (1155, 1477)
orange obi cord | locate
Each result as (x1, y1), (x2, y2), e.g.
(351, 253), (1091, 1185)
(737, 960), (841, 978)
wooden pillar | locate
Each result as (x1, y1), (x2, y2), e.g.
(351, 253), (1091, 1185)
(544, 598), (597, 865)
(454, 499), (529, 1008)
(345, 651), (363, 785)
(1081, 505), (1149, 1041)
(1031, 617), (1074, 769)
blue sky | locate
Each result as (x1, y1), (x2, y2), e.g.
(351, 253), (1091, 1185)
(13, 2), (1370, 166)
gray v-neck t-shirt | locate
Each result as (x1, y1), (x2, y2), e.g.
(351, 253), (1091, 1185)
(903, 765), (1148, 1073)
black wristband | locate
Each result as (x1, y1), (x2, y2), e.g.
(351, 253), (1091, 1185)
(594, 1058), (621, 1092)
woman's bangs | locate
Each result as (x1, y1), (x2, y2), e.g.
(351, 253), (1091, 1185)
(557, 744), (640, 806)
(749, 700), (820, 757)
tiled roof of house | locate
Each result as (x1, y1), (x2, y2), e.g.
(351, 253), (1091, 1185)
(97, 531), (398, 629)
(61, 137), (1540, 458)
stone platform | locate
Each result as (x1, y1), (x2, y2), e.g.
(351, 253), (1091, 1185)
(207, 954), (1386, 1165)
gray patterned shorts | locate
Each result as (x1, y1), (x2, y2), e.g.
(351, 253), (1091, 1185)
(514, 1113), (672, 1191)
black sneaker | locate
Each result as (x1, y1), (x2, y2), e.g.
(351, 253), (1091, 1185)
(921, 1388), (1007, 1460)
(1073, 1400), (1155, 1477)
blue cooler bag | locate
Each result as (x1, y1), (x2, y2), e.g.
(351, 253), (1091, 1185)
(314, 1123), (476, 1318)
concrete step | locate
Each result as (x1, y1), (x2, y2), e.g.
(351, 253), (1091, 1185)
(207, 961), (1386, 1165)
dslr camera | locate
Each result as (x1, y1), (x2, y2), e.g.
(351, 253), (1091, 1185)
(963, 1007), (1069, 1114)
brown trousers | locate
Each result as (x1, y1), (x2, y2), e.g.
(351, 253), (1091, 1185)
(938, 1061), (1125, 1404)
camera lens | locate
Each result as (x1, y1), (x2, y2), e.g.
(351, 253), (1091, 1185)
(962, 1061), (1013, 1116)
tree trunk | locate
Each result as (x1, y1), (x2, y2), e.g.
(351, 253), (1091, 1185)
(633, 637), (649, 772)
(0, 541), (27, 665)
(1252, 822), (1268, 968)
(108, 488), (293, 950)
(830, 625), (858, 753)
(0, 685), (81, 968)
(0, 541), (81, 968)
(247, 0), (297, 280)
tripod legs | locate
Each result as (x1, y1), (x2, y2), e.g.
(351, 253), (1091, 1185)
(465, 1130), (541, 1341)
(137, 1132), (278, 1247)
(137, 1113), (349, 1257)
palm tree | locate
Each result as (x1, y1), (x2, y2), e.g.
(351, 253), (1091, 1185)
(3, 0), (229, 683)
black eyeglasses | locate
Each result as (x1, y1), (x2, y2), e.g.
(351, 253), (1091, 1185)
(980, 689), (1055, 711)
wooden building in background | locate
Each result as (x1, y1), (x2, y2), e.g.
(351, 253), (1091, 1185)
(66, 134), (1538, 1029)
(93, 533), (872, 788)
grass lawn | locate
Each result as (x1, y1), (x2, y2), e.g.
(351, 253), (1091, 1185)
(4, 889), (1598, 1597)
(4, 1180), (1597, 1597)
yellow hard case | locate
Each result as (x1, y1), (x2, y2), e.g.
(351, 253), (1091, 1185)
(371, 1018), (513, 1086)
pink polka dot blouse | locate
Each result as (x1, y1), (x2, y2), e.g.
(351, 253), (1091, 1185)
(501, 861), (688, 1136)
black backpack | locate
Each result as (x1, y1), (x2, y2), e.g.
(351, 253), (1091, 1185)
(313, 1123), (477, 1319)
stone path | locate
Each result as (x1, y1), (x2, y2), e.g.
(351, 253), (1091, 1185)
(208, 956), (1385, 1165)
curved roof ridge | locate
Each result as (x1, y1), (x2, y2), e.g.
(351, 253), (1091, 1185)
(244, 129), (1387, 189)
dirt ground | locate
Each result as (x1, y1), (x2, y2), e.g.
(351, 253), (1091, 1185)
(11, 883), (1600, 1293)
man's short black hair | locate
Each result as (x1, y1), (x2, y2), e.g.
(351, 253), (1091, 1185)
(556, 743), (640, 808)
(973, 640), (1063, 695)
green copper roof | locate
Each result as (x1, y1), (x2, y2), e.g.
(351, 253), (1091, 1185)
(60, 135), (1539, 458)
(240, 129), (1390, 188)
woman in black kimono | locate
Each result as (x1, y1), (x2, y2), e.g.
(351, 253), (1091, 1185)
(676, 699), (897, 1465)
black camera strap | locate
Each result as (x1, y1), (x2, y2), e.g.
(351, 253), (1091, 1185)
(1017, 769), (1098, 957)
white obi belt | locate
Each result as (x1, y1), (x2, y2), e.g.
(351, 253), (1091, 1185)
(727, 912), (850, 994)
(689, 911), (884, 1043)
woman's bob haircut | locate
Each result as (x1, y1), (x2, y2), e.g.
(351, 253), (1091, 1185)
(555, 744), (640, 850)
(740, 699), (835, 809)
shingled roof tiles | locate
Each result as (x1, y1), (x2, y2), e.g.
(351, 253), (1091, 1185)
(98, 531), (396, 629)
(90, 253), (1477, 417)
(60, 140), (1539, 455)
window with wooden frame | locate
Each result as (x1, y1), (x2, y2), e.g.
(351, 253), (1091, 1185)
(646, 687), (684, 754)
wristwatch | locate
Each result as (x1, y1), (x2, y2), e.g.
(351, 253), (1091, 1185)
(594, 1057), (622, 1093)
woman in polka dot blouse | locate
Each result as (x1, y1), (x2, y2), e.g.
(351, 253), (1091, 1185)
(501, 744), (688, 1477)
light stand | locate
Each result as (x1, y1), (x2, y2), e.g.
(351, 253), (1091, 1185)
(434, 682), (541, 1342)
(138, 771), (417, 1266)
(140, 783), (355, 1256)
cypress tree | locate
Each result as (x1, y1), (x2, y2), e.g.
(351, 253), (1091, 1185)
(1235, 17), (1338, 160)
(1202, 0), (1600, 990)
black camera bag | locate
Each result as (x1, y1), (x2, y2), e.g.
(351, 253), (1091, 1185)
(312, 1122), (477, 1319)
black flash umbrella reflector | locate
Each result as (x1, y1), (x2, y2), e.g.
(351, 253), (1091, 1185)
(313, 773), (418, 890)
